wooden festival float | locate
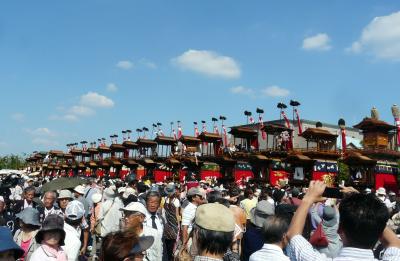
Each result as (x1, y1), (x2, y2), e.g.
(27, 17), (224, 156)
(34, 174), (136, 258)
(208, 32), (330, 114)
(345, 107), (400, 192)
(27, 102), (400, 191)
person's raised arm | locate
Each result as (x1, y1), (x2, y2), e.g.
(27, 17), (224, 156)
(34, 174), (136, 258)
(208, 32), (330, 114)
(287, 181), (326, 239)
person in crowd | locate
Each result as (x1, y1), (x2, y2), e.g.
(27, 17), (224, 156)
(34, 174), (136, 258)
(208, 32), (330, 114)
(99, 229), (154, 261)
(163, 183), (180, 261)
(242, 200), (275, 261)
(30, 214), (68, 260)
(57, 190), (73, 214)
(207, 190), (222, 203)
(63, 200), (85, 261)
(0, 196), (15, 234)
(240, 188), (257, 221)
(89, 192), (102, 259)
(13, 187), (37, 214)
(99, 187), (123, 237)
(192, 203), (235, 260)
(136, 182), (148, 205)
(72, 185), (89, 218)
(376, 187), (394, 210)
(38, 191), (61, 223)
(181, 187), (206, 252)
(121, 202), (162, 260)
(13, 208), (41, 260)
(83, 178), (100, 211)
(287, 181), (400, 260)
(0, 226), (24, 261)
(229, 195), (247, 258)
(144, 191), (164, 236)
(272, 189), (288, 207)
(249, 215), (290, 261)
(310, 203), (342, 258)
(288, 187), (302, 206)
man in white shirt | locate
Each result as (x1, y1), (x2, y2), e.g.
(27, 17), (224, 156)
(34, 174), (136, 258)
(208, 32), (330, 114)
(181, 187), (206, 249)
(287, 181), (400, 261)
(38, 191), (62, 223)
(63, 200), (85, 261)
(121, 202), (163, 261)
(144, 190), (164, 237)
(250, 215), (290, 261)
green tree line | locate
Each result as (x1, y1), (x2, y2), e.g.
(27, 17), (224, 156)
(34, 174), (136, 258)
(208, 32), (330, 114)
(0, 154), (26, 170)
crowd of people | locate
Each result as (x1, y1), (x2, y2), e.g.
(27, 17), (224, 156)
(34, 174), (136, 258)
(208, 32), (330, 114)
(1, 173), (400, 261)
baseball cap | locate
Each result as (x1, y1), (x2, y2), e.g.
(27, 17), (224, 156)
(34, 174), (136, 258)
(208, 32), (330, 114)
(187, 187), (206, 198)
(121, 202), (147, 216)
(65, 200), (85, 220)
(195, 203), (235, 232)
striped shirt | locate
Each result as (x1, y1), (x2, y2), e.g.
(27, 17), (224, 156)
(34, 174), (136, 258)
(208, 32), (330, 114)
(249, 244), (290, 261)
(288, 235), (400, 261)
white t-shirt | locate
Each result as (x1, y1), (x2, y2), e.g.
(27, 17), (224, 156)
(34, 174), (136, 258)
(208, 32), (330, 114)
(63, 223), (81, 261)
(181, 202), (197, 234)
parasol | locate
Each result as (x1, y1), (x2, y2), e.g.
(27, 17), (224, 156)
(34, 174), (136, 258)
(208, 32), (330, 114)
(41, 177), (87, 193)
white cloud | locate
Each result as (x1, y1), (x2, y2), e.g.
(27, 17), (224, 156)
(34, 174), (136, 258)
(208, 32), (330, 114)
(26, 127), (57, 137)
(348, 11), (400, 61)
(172, 49), (241, 79)
(69, 105), (95, 116)
(11, 113), (25, 122)
(261, 86), (290, 97)
(140, 59), (157, 69)
(63, 114), (79, 122)
(116, 60), (133, 70)
(32, 138), (59, 147)
(80, 92), (114, 108)
(302, 33), (332, 51)
(230, 86), (254, 96)
(50, 92), (114, 122)
(106, 83), (118, 92)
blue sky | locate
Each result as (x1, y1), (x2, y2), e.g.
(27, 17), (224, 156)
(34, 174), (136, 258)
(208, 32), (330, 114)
(1, 1), (400, 155)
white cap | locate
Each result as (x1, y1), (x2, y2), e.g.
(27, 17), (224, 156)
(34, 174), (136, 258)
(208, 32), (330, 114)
(118, 187), (126, 194)
(58, 189), (73, 199)
(66, 200), (85, 220)
(74, 185), (85, 195)
(121, 202), (147, 215)
(376, 187), (386, 196)
(91, 193), (102, 204)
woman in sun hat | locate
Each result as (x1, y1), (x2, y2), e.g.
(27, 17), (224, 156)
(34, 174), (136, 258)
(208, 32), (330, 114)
(13, 207), (41, 260)
(30, 214), (67, 261)
(57, 190), (73, 214)
(0, 226), (24, 261)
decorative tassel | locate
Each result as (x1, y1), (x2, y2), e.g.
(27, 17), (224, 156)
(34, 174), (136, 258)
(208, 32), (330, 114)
(295, 108), (303, 135)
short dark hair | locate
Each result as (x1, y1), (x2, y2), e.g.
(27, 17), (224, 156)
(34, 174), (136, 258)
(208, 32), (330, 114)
(24, 186), (36, 194)
(262, 215), (289, 244)
(195, 225), (233, 255)
(244, 188), (254, 198)
(207, 191), (222, 203)
(339, 193), (389, 249)
(137, 182), (147, 193)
